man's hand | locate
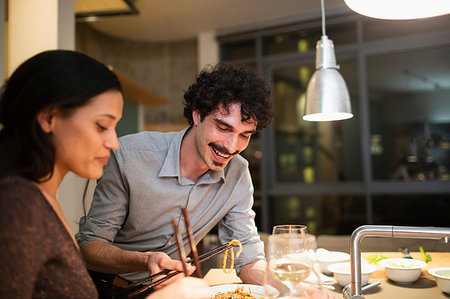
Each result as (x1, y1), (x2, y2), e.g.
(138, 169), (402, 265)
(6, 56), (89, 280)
(80, 240), (195, 282)
(296, 283), (335, 299)
(145, 252), (195, 289)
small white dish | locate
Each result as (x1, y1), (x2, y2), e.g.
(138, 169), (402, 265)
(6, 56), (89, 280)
(378, 258), (427, 284)
(327, 262), (376, 287)
(428, 267), (450, 294)
(316, 248), (350, 274)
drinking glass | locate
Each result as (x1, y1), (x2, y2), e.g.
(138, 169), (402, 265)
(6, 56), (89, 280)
(272, 225), (308, 236)
(264, 234), (326, 299)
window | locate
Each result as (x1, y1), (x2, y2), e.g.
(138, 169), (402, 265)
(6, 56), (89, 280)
(272, 60), (362, 183)
(269, 195), (366, 235)
(263, 21), (356, 56)
(221, 39), (255, 61)
(372, 195), (450, 226)
(367, 46), (450, 181)
(220, 14), (450, 234)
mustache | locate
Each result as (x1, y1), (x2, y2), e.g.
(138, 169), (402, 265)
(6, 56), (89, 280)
(209, 143), (239, 156)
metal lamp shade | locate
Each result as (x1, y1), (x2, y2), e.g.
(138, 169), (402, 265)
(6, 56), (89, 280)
(303, 68), (353, 121)
(303, 35), (353, 122)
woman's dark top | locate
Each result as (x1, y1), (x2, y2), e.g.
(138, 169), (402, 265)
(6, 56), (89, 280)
(0, 176), (98, 298)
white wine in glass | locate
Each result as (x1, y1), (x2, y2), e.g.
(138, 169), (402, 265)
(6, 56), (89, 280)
(272, 260), (312, 285)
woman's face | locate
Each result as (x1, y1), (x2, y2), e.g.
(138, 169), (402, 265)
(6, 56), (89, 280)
(50, 89), (123, 180)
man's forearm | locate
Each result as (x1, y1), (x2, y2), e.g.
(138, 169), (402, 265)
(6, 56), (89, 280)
(238, 259), (266, 285)
(239, 260), (286, 291)
(80, 240), (148, 274)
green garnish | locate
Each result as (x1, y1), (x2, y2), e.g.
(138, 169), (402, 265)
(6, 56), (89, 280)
(392, 263), (414, 268)
(419, 246), (432, 263)
(367, 254), (388, 264)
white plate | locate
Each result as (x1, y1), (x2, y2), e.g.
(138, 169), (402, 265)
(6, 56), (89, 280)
(210, 283), (265, 298)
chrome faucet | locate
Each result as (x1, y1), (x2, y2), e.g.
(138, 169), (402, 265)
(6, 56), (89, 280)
(343, 225), (450, 299)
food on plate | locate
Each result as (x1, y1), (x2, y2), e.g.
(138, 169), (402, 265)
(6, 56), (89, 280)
(438, 271), (450, 278)
(390, 262), (415, 268)
(212, 286), (257, 299)
(222, 240), (243, 274)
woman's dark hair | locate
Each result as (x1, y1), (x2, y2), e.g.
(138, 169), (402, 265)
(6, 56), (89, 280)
(183, 63), (273, 130)
(0, 50), (122, 181)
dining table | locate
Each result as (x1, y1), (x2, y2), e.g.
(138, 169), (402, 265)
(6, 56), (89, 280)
(204, 251), (450, 298)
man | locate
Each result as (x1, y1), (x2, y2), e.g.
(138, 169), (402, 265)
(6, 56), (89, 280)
(76, 63), (274, 296)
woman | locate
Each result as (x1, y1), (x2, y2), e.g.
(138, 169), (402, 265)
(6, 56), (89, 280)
(0, 50), (210, 299)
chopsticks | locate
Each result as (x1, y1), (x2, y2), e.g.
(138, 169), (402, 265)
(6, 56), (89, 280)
(172, 218), (189, 276)
(181, 207), (202, 278)
(126, 207), (235, 298)
(126, 242), (235, 298)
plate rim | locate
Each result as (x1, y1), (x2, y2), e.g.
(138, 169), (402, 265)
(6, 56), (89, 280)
(428, 267), (450, 279)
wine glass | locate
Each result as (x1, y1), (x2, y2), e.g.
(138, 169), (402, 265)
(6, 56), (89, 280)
(294, 234), (328, 299)
(272, 224), (308, 236)
(265, 234), (327, 299)
(264, 234), (312, 298)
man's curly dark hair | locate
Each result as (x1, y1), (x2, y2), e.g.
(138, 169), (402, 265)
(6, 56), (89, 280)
(183, 63), (273, 130)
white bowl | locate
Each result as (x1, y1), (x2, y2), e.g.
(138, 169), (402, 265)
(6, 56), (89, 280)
(316, 249), (350, 274)
(378, 258), (427, 284)
(428, 267), (450, 294)
(327, 262), (376, 287)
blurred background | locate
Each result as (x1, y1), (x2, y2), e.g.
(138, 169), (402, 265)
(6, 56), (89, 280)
(2, 0), (449, 237)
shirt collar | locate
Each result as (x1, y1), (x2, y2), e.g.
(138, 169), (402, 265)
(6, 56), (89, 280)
(159, 127), (225, 184)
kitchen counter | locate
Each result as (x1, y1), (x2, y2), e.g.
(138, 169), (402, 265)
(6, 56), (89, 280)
(204, 252), (450, 298)
(337, 251), (449, 299)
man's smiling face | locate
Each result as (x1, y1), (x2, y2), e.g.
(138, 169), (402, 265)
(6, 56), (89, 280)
(192, 102), (257, 171)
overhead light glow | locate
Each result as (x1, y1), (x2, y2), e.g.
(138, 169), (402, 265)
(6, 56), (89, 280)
(344, 0), (450, 20)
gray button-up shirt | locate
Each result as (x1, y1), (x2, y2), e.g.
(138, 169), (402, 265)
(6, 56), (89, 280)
(76, 127), (265, 281)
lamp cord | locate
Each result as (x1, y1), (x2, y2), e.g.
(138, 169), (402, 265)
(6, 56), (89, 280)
(321, 0), (326, 36)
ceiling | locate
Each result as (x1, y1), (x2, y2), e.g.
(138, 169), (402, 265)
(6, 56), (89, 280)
(75, 0), (449, 96)
(75, 0), (132, 14)
(78, 0), (350, 42)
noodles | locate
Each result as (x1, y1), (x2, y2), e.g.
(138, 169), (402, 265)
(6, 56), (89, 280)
(212, 286), (257, 299)
(222, 240), (243, 274)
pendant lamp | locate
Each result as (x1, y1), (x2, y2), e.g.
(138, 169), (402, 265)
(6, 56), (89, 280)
(303, 0), (353, 122)
(344, 0), (450, 20)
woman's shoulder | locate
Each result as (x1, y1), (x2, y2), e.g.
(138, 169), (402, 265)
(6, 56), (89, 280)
(0, 175), (46, 210)
(0, 175), (40, 196)
(0, 176), (55, 239)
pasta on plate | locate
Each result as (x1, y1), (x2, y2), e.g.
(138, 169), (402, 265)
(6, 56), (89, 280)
(212, 286), (259, 299)
(222, 240), (243, 274)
